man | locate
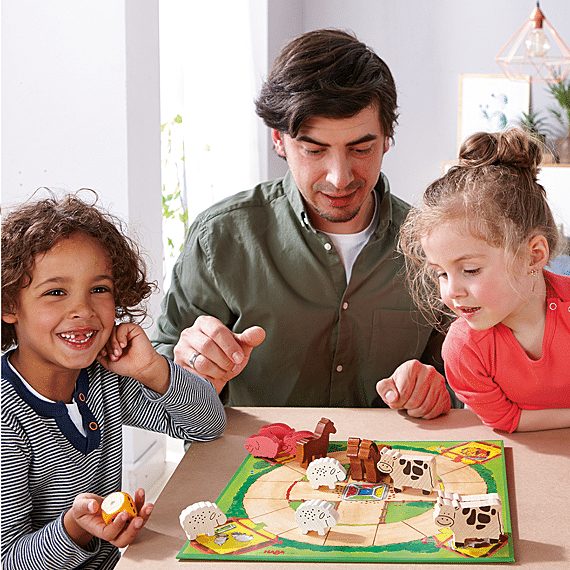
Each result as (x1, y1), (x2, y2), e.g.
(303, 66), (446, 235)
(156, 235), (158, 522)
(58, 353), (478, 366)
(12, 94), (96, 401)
(153, 29), (457, 418)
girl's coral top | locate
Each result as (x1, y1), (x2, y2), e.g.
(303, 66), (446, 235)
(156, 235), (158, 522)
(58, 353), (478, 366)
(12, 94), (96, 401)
(442, 270), (570, 432)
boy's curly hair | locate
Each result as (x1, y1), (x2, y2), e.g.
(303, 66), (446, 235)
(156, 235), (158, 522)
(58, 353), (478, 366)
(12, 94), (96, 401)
(2, 189), (156, 351)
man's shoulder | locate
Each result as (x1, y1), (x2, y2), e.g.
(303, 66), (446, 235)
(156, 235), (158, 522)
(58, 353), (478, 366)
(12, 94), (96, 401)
(379, 174), (411, 227)
(194, 178), (287, 226)
(389, 193), (411, 224)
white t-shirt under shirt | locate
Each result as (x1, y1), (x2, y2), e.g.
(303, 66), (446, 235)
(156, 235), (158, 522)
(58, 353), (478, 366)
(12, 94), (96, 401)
(321, 192), (379, 284)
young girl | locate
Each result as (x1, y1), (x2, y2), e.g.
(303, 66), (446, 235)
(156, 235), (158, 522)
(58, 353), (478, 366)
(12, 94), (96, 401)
(1, 192), (226, 570)
(399, 129), (570, 433)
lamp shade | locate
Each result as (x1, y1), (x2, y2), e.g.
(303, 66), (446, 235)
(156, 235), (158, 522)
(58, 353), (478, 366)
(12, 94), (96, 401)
(495, 3), (570, 83)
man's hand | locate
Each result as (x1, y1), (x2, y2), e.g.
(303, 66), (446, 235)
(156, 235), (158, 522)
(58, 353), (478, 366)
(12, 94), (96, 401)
(173, 315), (266, 393)
(376, 359), (450, 419)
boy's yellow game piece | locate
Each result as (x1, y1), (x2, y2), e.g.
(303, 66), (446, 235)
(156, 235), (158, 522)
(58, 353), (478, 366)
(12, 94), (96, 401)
(101, 491), (137, 525)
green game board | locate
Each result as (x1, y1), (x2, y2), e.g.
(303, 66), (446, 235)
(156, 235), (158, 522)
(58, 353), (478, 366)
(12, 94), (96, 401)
(177, 440), (514, 563)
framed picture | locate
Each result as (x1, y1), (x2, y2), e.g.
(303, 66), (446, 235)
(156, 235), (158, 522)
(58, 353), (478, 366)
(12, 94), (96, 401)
(457, 74), (530, 151)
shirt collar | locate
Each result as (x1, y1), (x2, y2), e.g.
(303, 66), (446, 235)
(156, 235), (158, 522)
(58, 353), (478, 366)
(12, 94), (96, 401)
(283, 170), (393, 237)
(1, 351), (101, 455)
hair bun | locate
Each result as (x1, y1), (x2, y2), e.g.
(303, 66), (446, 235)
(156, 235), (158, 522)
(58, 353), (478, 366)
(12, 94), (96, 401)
(458, 129), (541, 175)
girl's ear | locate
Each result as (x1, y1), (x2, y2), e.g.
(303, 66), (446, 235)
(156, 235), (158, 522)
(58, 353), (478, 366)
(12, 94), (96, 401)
(527, 234), (549, 272)
(2, 313), (18, 324)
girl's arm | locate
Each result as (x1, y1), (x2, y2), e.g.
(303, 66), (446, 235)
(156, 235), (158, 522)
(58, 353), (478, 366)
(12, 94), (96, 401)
(442, 332), (521, 433)
(515, 408), (570, 432)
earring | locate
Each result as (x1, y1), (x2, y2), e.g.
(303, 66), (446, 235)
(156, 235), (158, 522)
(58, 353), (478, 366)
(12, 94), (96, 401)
(530, 268), (539, 277)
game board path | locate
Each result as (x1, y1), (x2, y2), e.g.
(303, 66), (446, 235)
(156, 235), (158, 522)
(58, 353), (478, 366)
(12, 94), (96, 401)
(242, 449), (488, 547)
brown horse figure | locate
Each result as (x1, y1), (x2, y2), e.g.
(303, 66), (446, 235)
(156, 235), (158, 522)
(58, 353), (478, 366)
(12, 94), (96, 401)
(347, 437), (364, 480)
(358, 439), (384, 483)
(296, 418), (336, 468)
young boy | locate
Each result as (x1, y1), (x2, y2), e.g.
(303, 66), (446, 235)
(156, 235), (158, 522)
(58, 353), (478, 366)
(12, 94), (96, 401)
(1, 192), (226, 569)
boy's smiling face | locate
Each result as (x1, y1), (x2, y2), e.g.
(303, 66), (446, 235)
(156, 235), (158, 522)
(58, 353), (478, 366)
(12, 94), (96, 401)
(3, 232), (116, 397)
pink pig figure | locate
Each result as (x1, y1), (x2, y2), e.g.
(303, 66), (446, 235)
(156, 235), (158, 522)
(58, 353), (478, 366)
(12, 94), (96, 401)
(244, 422), (317, 458)
(244, 434), (281, 458)
(282, 431), (315, 454)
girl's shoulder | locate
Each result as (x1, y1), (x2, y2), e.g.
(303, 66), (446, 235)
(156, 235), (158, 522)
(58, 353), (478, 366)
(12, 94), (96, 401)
(446, 318), (494, 342)
(544, 269), (570, 301)
(442, 319), (494, 359)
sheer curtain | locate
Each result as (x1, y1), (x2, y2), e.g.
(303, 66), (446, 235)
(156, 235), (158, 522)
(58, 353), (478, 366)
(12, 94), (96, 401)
(159, 0), (267, 287)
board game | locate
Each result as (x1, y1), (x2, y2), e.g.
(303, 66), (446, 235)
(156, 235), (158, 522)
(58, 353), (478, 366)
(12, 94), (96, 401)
(177, 438), (513, 563)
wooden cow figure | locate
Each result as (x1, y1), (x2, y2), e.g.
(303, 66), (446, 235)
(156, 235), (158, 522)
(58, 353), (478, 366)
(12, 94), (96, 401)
(296, 418), (336, 468)
(434, 491), (503, 548)
(376, 447), (436, 495)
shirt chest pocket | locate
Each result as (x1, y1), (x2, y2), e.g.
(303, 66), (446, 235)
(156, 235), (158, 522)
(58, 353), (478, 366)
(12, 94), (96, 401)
(368, 308), (432, 375)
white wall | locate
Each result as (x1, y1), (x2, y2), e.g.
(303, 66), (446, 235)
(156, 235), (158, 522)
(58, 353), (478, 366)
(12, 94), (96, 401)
(266, 0), (570, 206)
(1, 0), (165, 494)
(1, 0), (162, 329)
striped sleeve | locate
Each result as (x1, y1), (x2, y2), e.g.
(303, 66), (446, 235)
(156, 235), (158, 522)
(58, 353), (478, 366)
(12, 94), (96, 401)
(118, 358), (226, 441)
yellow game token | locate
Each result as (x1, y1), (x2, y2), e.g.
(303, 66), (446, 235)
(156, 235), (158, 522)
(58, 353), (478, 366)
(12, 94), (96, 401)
(101, 491), (137, 525)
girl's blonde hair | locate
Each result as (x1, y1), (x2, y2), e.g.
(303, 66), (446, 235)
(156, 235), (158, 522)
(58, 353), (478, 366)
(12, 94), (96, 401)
(399, 129), (560, 330)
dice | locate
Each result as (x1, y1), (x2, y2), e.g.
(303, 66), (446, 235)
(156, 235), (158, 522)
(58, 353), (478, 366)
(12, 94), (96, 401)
(101, 491), (138, 525)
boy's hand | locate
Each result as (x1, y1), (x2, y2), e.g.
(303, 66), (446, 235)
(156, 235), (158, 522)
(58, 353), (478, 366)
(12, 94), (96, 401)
(97, 323), (170, 394)
(63, 489), (154, 549)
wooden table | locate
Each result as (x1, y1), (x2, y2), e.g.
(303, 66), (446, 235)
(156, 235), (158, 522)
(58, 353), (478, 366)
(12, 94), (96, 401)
(116, 408), (570, 569)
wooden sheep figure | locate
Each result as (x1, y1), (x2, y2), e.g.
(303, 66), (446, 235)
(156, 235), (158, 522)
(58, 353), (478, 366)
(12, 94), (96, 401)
(295, 499), (340, 536)
(434, 491), (503, 549)
(179, 501), (227, 541)
(296, 418), (336, 468)
(306, 457), (347, 490)
(376, 447), (436, 495)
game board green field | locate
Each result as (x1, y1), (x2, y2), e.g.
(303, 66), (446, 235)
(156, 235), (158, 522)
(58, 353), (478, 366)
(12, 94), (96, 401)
(177, 439), (514, 563)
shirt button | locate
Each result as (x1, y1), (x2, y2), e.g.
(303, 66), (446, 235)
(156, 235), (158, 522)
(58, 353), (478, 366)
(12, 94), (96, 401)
(336, 365), (343, 372)
(342, 302), (349, 310)
(549, 302), (557, 310)
(89, 422), (98, 431)
(324, 243), (332, 251)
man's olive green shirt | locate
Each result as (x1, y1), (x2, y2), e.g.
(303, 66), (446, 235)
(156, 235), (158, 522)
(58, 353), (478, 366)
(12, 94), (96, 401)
(153, 171), (444, 407)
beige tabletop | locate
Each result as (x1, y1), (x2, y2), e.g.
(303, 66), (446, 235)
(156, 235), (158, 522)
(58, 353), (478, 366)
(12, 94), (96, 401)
(117, 407), (570, 569)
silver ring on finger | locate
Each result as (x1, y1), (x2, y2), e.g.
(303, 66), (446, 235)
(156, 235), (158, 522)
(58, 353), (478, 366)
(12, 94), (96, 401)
(188, 352), (200, 368)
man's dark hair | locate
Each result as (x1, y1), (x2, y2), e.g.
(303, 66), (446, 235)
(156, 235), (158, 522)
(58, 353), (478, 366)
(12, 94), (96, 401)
(255, 29), (398, 143)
